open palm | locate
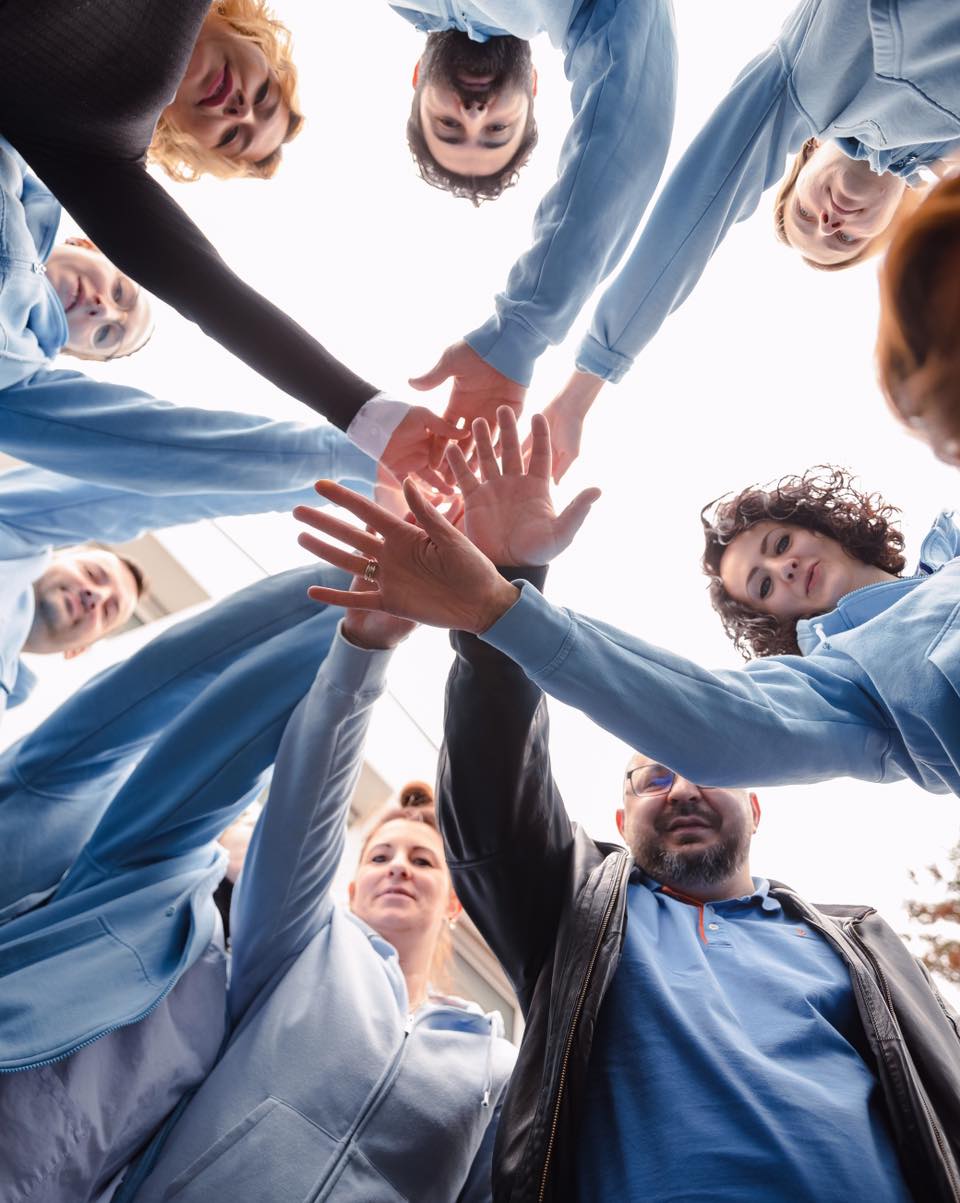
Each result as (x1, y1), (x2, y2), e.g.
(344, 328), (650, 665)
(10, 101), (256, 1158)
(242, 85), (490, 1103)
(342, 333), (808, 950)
(446, 408), (601, 566)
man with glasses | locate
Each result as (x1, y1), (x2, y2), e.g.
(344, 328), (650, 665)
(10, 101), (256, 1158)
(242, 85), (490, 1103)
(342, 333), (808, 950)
(437, 597), (960, 1202)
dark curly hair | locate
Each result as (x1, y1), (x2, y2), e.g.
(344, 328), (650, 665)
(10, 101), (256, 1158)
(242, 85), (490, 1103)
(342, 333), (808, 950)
(406, 95), (538, 206)
(701, 467), (907, 659)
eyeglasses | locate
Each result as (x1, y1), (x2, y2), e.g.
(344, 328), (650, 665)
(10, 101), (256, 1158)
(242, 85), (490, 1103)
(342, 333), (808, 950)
(625, 765), (677, 798)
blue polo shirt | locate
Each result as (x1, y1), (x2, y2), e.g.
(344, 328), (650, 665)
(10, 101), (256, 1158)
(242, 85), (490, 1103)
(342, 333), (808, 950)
(575, 874), (913, 1202)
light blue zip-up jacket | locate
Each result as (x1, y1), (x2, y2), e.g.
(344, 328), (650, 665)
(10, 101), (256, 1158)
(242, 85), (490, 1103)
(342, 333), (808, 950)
(0, 462), (372, 722)
(483, 511), (960, 796)
(0, 137), (375, 494)
(393, 0), (677, 387)
(125, 630), (515, 1203)
(578, 0), (960, 382)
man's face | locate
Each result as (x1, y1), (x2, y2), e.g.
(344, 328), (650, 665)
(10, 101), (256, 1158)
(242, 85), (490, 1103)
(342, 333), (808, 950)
(618, 755), (759, 890)
(46, 240), (152, 359)
(415, 31), (534, 177)
(26, 548), (139, 657)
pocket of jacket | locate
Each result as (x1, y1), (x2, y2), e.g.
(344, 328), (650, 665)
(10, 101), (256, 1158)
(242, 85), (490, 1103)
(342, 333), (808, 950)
(163, 1096), (337, 1202)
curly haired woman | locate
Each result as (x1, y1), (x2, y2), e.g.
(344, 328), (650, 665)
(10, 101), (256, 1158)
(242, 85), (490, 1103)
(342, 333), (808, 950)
(293, 411), (960, 803)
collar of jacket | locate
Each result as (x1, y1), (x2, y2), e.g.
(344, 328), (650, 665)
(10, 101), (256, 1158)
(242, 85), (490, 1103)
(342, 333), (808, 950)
(796, 511), (959, 655)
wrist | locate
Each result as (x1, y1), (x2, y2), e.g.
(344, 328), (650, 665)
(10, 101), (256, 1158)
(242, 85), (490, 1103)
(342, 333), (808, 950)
(475, 579), (520, 634)
(340, 622), (406, 652)
(565, 370), (604, 416)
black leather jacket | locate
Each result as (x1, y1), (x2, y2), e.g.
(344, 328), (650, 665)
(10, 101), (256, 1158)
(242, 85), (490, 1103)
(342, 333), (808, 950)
(437, 575), (960, 1203)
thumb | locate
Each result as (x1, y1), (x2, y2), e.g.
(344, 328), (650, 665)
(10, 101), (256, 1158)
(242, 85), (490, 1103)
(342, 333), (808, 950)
(408, 354), (451, 391)
(403, 477), (460, 541)
(555, 487), (601, 549)
(420, 410), (471, 441)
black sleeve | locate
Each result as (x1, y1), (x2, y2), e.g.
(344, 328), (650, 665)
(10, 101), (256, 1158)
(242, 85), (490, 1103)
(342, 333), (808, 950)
(437, 567), (576, 1012)
(27, 149), (379, 431)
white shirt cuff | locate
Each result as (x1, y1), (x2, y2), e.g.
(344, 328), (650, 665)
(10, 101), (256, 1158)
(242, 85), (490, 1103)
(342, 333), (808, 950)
(346, 393), (410, 462)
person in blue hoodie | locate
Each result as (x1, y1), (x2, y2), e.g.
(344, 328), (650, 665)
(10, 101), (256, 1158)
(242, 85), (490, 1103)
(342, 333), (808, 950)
(115, 591), (514, 1203)
(535, 0), (960, 482)
(398, 0), (678, 446)
(0, 136), (379, 498)
(294, 409), (960, 802)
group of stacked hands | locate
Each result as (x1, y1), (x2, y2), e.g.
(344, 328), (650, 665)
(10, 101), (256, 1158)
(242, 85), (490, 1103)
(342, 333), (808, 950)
(1, 0), (959, 1200)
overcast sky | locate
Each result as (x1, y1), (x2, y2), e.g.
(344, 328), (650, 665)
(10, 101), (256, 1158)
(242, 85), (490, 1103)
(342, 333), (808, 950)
(7, 0), (958, 990)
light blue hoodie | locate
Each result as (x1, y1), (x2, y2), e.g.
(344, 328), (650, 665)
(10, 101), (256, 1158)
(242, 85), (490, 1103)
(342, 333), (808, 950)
(123, 629), (515, 1203)
(578, 0), (960, 382)
(393, 0), (677, 387)
(0, 137), (375, 495)
(483, 511), (960, 796)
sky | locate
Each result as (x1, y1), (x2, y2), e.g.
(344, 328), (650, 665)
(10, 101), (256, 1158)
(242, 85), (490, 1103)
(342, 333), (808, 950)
(5, 0), (959, 991)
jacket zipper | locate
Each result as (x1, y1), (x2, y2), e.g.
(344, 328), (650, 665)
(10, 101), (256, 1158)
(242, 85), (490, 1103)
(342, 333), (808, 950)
(848, 921), (960, 1203)
(537, 851), (627, 1203)
(308, 1012), (414, 1202)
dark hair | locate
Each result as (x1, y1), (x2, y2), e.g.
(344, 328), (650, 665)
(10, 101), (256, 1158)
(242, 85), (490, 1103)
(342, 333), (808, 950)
(406, 93), (538, 206)
(398, 780), (435, 809)
(701, 466), (906, 659)
(119, 555), (149, 601)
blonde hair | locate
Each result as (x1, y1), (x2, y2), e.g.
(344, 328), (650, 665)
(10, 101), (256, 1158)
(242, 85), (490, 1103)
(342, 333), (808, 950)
(356, 783), (457, 992)
(149, 0), (303, 184)
(877, 174), (960, 441)
(773, 137), (922, 272)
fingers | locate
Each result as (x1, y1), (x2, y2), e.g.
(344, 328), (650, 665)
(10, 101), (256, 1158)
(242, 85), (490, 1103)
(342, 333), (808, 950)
(419, 410), (472, 441)
(294, 501), (384, 556)
(527, 412), (553, 482)
(555, 487), (602, 548)
(552, 452), (570, 485)
(472, 418), (501, 483)
(411, 464), (455, 494)
(307, 585), (383, 610)
(407, 357), (448, 391)
(297, 531), (372, 576)
(308, 481), (403, 536)
(403, 478), (458, 540)
(497, 406), (523, 475)
(445, 442), (481, 496)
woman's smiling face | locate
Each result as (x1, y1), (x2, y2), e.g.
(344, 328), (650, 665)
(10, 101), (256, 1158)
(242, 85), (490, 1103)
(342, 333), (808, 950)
(783, 140), (906, 265)
(164, 13), (290, 166)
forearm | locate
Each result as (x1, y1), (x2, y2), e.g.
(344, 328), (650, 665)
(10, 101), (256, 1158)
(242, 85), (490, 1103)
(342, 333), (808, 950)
(482, 583), (893, 787)
(439, 568), (574, 999)
(228, 626), (393, 1020)
(465, 0), (677, 387)
(578, 42), (803, 382)
(0, 370), (376, 495)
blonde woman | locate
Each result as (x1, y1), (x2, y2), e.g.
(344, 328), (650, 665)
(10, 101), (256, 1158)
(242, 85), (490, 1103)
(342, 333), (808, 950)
(124, 591), (515, 1202)
(0, 0), (461, 489)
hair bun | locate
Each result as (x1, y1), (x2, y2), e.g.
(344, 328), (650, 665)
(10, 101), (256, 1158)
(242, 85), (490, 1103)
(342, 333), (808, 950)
(399, 781), (434, 809)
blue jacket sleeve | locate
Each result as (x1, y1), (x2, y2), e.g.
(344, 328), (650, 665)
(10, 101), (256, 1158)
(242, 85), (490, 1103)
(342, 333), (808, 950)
(228, 628), (393, 1024)
(577, 37), (806, 381)
(465, 0), (677, 387)
(0, 464), (369, 555)
(481, 583), (896, 786)
(0, 368), (376, 494)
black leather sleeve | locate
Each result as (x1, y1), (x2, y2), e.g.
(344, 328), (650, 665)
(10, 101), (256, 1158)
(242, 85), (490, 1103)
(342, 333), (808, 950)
(437, 568), (576, 1013)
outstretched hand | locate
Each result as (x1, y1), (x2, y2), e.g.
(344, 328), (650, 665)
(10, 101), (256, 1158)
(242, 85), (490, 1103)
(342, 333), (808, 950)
(534, 370), (605, 483)
(409, 341), (526, 461)
(446, 407), (601, 565)
(380, 405), (469, 493)
(294, 480), (519, 635)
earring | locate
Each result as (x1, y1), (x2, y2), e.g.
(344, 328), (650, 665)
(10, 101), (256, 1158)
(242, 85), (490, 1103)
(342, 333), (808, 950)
(447, 917), (458, 932)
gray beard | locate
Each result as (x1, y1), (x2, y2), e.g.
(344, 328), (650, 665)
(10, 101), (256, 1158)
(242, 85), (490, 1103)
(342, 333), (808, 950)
(633, 823), (751, 890)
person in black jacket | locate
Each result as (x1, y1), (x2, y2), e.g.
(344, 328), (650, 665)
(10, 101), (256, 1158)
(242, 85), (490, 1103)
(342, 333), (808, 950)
(295, 412), (960, 1203)
(0, 0), (463, 489)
